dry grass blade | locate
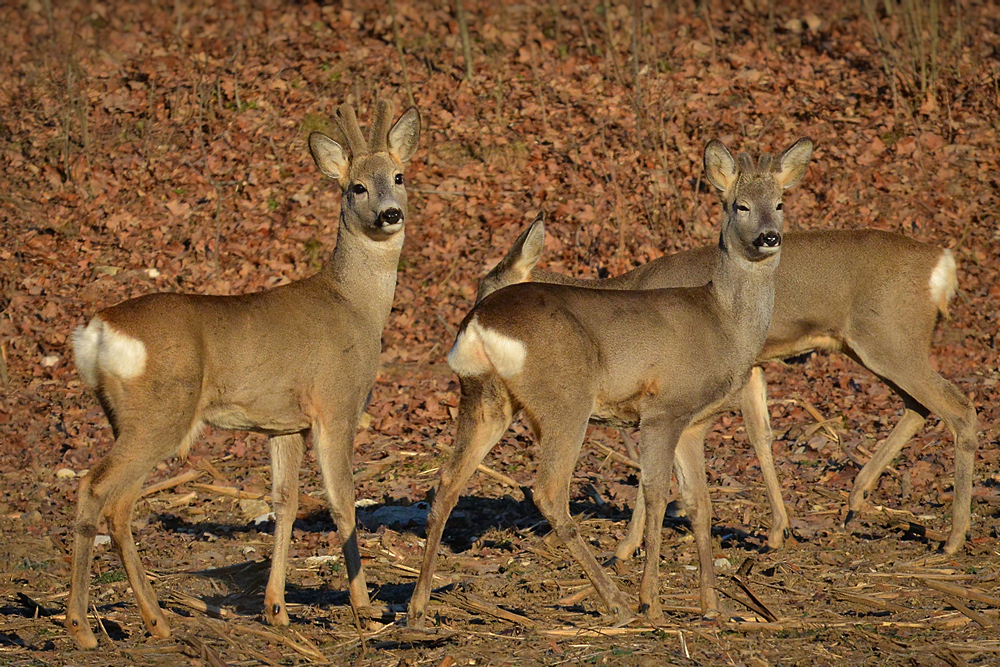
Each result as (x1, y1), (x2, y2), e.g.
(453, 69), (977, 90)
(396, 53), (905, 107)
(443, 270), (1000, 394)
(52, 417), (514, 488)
(0, 342), (9, 388)
(893, 521), (949, 542)
(861, 0), (963, 115)
(16, 592), (51, 618)
(916, 577), (1000, 607)
(780, 398), (842, 444)
(140, 469), (204, 497)
(931, 646), (970, 667)
(165, 591), (235, 619)
(940, 641), (1000, 654)
(589, 440), (641, 470)
(196, 457), (228, 483)
(556, 584), (595, 607)
(716, 579), (780, 622)
(731, 575), (778, 622)
(229, 625), (326, 662)
(938, 594), (992, 629)
(453, 0), (473, 79)
(832, 590), (910, 613)
(191, 483), (266, 500)
(540, 626), (677, 638)
(436, 443), (522, 490)
(182, 636), (231, 667)
(433, 589), (536, 628)
(385, 561), (449, 585)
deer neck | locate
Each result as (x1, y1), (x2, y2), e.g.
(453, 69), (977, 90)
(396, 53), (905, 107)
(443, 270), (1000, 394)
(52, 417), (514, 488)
(320, 214), (404, 330)
(709, 241), (778, 362)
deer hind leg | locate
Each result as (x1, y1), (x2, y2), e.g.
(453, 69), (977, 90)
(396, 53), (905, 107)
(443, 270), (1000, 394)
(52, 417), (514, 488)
(845, 396), (927, 526)
(636, 415), (686, 621)
(609, 429), (644, 569)
(533, 413), (633, 623)
(105, 477), (172, 641)
(672, 418), (720, 615)
(67, 468), (108, 649)
(263, 433), (306, 627)
(67, 415), (196, 649)
(847, 346), (979, 553)
(313, 411), (371, 619)
(611, 482), (645, 569)
(408, 375), (513, 628)
(740, 366), (790, 550)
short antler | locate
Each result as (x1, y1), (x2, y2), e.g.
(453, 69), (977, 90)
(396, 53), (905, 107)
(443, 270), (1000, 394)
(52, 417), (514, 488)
(368, 99), (395, 153)
(335, 103), (368, 156)
(756, 153), (774, 173)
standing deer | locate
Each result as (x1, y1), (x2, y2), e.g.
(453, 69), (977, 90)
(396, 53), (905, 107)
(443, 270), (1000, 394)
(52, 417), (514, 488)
(479, 209), (978, 559)
(408, 137), (813, 625)
(66, 100), (420, 649)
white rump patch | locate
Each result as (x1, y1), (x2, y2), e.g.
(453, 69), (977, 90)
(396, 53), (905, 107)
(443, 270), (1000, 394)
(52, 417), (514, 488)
(72, 317), (147, 386)
(928, 249), (958, 317)
(447, 316), (527, 378)
(72, 320), (102, 386)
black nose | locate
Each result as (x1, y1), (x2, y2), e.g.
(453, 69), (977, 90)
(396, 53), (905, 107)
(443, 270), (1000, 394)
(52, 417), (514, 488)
(753, 231), (781, 248)
(378, 208), (403, 227)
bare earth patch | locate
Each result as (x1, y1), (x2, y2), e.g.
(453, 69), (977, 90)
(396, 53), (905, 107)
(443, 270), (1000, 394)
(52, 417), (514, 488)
(1, 0), (998, 665)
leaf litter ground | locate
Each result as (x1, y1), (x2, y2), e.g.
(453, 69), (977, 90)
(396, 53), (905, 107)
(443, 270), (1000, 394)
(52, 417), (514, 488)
(1, 0), (999, 665)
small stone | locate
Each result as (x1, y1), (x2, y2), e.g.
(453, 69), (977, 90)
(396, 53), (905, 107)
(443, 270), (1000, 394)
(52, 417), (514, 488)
(783, 18), (804, 33)
(55, 468), (77, 479)
(714, 557), (732, 570)
(41, 355), (60, 368)
(94, 534), (111, 546)
(253, 512), (275, 526)
(21, 510), (42, 524)
(306, 554), (339, 566)
(239, 498), (271, 520)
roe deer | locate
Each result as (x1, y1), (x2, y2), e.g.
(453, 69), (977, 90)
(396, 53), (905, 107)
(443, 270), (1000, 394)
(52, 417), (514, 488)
(67, 100), (420, 649)
(479, 211), (978, 557)
(407, 138), (813, 625)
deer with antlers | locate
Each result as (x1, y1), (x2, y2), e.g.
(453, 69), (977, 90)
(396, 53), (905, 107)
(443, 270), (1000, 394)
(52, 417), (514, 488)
(408, 137), (814, 625)
(67, 100), (419, 648)
(476, 200), (978, 562)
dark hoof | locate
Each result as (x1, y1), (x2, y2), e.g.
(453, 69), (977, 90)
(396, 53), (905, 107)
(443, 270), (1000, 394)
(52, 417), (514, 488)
(843, 510), (857, 527)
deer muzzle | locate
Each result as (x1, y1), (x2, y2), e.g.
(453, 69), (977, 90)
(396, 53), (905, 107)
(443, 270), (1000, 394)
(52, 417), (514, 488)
(753, 231), (781, 250)
(377, 208), (404, 228)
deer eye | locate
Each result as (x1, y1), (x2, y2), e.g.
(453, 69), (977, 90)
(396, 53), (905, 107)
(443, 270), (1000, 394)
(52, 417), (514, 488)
(351, 184), (367, 195)
(776, 202), (783, 211)
(394, 174), (403, 185)
(736, 203), (750, 212)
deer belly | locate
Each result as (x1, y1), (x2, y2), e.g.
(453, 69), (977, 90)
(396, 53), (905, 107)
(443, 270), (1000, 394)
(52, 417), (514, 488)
(203, 400), (310, 435)
(590, 392), (645, 429)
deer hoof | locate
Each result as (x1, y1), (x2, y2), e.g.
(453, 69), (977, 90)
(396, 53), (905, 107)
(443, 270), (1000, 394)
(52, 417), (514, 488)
(407, 608), (426, 629)
(145, 614), (171, 639)
(68, 622), (98, 650)
(265, 602), (290, 627)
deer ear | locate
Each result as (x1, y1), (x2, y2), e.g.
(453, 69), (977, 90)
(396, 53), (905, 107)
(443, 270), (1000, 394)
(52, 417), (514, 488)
(704, 140), (738, 192)
(309, 132), (350, 182)
(388, 107), (421, 163)
(514, 213), (546, 278)
(775, 138), (813, 190)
